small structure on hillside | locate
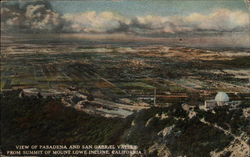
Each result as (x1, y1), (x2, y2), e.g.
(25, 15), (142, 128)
(204, 100), (217, 110)
(20, 88), (64, 98)
(204, 92), (229, 110)
(215, 92), (229, 106)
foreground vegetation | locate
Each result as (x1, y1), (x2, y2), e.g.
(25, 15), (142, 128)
(1, 90), (249, 157)
(1, 90), (131, 152)
(126, 105), (235, 157)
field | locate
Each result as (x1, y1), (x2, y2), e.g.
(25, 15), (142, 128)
(1, 34), (250, 107)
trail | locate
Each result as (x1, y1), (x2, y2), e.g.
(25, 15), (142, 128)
(200, 118), (249, 157)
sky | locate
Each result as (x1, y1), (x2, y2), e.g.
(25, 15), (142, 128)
(1, 0), (249, 35)
(51, 0), (248, 17)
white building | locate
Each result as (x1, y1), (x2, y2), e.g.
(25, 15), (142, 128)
(215, 92), (229, 106)
(204, 92), (229, 110)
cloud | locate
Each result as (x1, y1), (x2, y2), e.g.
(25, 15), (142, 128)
(131, 15), (192, 34)
(62, 8), (248, 34)
(24, 4), (62, 31)
(1, 5), (23, 31)
(1, 0), (63, 32)
(62, 11), (131, 33)
(1, 2), (248, 35)
(185, 9), (249, 31)
(131, 8), (249, 34)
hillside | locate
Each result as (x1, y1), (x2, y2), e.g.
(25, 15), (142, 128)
(1, 90), (249, 157)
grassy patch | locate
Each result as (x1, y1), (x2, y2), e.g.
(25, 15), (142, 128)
(118, 82), (155, 89)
